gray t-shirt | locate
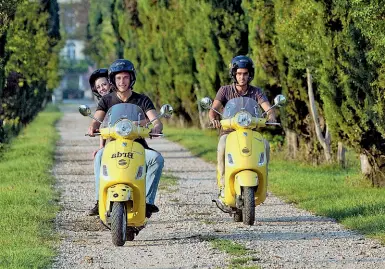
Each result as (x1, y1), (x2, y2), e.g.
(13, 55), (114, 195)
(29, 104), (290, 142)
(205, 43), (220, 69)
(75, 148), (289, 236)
(215, 84), (268, 136)
(215, 84), (268, 106)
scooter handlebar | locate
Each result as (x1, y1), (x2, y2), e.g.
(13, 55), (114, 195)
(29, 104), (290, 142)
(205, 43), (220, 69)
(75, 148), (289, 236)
(149, 133), (164, 138)
(85, 133), (101, 136)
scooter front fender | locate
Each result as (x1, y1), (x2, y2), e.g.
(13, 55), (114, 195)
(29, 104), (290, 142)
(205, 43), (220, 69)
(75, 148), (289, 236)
(105, 184), (133, 214)
(107, 184), (133, 202)
(234, 170), (258, 195)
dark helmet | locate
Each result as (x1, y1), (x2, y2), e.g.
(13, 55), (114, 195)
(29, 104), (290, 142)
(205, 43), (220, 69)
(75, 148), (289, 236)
(229, 55), (255, 83)
(108, 59), (136, 88)
(89, 68), (109, 99)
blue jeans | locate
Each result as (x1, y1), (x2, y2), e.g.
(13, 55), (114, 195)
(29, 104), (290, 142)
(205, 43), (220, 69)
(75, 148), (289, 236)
(94, 148), (164, 205)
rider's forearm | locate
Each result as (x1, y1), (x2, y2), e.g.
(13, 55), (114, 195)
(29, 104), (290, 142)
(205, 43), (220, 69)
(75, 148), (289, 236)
(89, 110), (105, 130)
(90, 119), (101, 130)
(152, 119), (163, 130)
(260, 101), (272, 112)
(209, 109), (219, 121)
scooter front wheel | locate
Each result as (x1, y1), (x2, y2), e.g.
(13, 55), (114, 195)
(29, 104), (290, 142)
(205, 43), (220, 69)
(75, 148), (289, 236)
(242, 187), (255, 225)
(111, 202), (127, 246)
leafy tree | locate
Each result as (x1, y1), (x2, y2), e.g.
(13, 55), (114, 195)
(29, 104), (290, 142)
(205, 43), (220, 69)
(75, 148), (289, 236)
(273, 0), (332, 162)
(86, 0), (119, 67)
(324, 1), (385, 185)
(84, 0), (385, 186)
(1, 0), (61, 142)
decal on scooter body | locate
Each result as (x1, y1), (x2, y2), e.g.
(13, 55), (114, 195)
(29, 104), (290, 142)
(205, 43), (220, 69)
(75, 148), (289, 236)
(111, 152), (134, 159)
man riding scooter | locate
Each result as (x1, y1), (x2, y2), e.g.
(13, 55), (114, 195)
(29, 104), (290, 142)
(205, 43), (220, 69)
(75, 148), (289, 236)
(88, 59), (164, 218)
(209, 55), (277, 199)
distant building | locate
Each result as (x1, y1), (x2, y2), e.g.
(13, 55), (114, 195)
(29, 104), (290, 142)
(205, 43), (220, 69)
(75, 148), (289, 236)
(61, 39), (85, 61)
(54, 0), (92, 101)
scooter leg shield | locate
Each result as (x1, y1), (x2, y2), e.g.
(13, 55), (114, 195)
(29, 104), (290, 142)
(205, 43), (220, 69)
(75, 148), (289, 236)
(234, 170), (258, 195)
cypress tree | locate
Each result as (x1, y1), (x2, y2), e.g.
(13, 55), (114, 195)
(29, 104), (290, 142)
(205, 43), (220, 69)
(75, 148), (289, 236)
(322, 0), (385, 185)
(3, 0), (61, 129)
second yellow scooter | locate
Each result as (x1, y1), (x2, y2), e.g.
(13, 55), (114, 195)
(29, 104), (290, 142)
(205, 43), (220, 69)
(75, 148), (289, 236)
(201, 95), (286, 225)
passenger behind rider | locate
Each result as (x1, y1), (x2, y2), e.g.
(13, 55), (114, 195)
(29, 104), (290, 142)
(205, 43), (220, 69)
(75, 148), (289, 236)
(87, 59), (164, 218)
(209, 55), (277, 197)
(88, 68), (114, 216)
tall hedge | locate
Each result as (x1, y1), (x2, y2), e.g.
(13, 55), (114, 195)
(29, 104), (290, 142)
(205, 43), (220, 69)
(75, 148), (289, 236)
(85, 0), (385, 185)
(0, 0), (61, 142)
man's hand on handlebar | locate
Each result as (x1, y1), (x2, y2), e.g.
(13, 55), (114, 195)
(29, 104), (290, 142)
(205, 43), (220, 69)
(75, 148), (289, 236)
(267, 112), (277, 123)
(210, 119), (221, 129)
(149, 122), (163, 138)
(87, 125), (99, 137)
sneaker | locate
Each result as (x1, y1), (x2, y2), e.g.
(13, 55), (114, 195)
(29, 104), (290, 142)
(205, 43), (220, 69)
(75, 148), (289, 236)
(88, 201), (99, 216)
(145, 203), (159, 218)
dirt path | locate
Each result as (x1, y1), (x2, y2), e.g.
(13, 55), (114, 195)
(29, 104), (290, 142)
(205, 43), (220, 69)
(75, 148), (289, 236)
(52, 104), (385, 269)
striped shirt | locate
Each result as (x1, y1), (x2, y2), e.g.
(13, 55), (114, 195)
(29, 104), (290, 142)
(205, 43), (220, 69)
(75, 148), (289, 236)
(215, 84), (268, 106)
(215, 84), (268, 136)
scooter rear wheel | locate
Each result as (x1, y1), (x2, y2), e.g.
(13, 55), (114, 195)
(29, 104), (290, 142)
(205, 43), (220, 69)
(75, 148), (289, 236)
(126, 227), (136, 241)
(242, 187), (255, 225)
(233, 209), (243, 222)
(111, 202), (127, 246)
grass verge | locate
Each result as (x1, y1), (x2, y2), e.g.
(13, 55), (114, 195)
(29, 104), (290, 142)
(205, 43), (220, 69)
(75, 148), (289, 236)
(159, 174), (179, 192)
(201, 236), (261, 269)
(0, 104), (62, 268)
(165, 125), (385, 243)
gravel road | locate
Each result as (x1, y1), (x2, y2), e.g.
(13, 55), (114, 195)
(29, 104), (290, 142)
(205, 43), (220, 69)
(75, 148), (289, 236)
(52, 104), (385, 269)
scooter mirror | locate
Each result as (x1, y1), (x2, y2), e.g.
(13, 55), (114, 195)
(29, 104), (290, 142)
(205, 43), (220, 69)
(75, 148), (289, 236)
(273, 95), (287, 107)
(160, 104), (174, 119)
(200, 97), (213, 110)
(79, 105), (91, 117)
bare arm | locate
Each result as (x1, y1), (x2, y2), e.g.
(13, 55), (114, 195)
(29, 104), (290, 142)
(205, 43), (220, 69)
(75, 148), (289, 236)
(260, 101), (277, 122)
(146, 109), (163, 134)
(209, 100), (223, 129)
(87, 110), (106, 136)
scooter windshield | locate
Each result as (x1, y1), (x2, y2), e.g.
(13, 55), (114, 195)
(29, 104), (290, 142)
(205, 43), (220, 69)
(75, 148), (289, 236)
(222, 97), (262, 119)
(101, 103), (146, 128)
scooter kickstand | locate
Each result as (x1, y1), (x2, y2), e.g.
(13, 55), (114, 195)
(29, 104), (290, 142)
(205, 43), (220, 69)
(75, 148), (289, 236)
(212, 199), (232, 213)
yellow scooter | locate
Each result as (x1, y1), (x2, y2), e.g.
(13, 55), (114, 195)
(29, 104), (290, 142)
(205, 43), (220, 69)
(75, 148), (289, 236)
(79, 103), (173, 246)
(201, 95), (286, 225)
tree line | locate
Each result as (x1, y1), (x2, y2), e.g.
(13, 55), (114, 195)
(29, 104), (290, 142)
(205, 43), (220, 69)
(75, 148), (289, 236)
(86, 0), (385, 185)
(0, 0), (61, 143)
(1, 0), (383, 186)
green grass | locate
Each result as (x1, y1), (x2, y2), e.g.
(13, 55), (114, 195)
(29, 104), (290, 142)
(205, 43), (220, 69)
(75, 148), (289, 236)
(159, 174), (179, 192)
(165, 125), (385, 243)
(165, 125), (218, 163)
(201, 236), (261, 269)
(211, 238), (249, 256)
(0, 104), (62, 268)
(269, 159), (385, 242)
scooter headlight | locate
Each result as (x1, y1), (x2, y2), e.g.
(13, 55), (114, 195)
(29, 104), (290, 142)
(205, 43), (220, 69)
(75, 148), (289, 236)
(237, 111), (252, 127)
(115, 119), (133, 137)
